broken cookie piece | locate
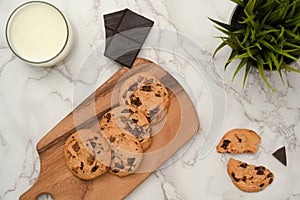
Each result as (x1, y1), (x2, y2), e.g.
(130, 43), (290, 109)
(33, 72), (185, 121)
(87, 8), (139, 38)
(216, 128), (261, 154)
(227, 158), (274, 192)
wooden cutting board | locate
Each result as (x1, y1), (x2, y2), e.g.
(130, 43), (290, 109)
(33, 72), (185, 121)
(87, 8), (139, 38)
(20, 58), (199, 200)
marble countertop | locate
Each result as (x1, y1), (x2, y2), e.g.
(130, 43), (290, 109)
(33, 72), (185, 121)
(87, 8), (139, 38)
(1, 0), (300, 199)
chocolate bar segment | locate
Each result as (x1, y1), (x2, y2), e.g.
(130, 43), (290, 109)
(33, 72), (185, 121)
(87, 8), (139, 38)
(103, 9), (154, 67)
(272, 146), (287, 166)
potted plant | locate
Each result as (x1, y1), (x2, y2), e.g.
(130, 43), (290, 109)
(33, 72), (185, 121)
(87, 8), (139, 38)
(210, 0), (300, 92)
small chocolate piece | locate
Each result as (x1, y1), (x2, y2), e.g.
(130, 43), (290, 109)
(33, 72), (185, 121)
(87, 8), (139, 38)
(272, 146), (287, 166)
(221, 140), (231, 149)
(103, 9), (154, 67)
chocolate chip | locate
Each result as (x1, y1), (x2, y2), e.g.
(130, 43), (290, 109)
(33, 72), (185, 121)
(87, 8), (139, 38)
(269, 178), (273, 184)
(141, 85), (152, 92)
(259, 183), (265, 187)
(87, 155), (95, 165)
(92, 165), (99, 172)
(155, 93), (161, 97)
(221, 140), (231, 149)
(112, 169), (119, 173)
(236, 136), (242, 143)
(255, 166), (265, 175)
(105, 113), (111, 123)
(115, 162), (125, 169)
(240, 163), (248, 168)
(80, 162), (84, 170)
(121, 109), (134, 114)
(242, 176), (247, 182)
(149, 107), (160, 118)
(132, 127), (143, 137)
(97, 150), (101, 154)
(72, 142), (80, 152)
(231, 172), (240, 182)
(129, 83), (138, 91)
(127, 158), (135, 166)
(90, 141), (96, 149)
(94, 136), (98, 140)
(109, 136), (116, 143)
(267, 173), (273, 178)
(131, 97), (142, 106)
(132, 118), (138, 123)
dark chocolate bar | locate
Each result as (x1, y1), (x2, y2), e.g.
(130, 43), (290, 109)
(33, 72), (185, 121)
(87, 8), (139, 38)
(103, 9), (154, 67)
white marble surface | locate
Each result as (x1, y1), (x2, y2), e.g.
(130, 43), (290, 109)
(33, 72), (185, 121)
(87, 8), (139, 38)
(0, 0), (300, 200)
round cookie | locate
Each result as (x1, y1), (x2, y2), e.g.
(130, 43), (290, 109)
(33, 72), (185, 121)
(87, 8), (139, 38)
(227, 158), (274, 192)
(100, 105), (152, 150)
(119, 72), (161, 106)
(64, 129), (111, 180)
(216, 128), (261, 154)
(129, 83), (170, 124)
(101, 127), (143, 177)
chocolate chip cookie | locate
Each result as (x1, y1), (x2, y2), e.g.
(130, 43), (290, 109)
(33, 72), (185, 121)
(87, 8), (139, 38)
(118, 72), (170, 124)
(216, 128), (261, 154)
(227, 158), (274, 192)
(64, 129), (111, 180)
(101, 127), (143, 177)
(100, 105), (152, 150)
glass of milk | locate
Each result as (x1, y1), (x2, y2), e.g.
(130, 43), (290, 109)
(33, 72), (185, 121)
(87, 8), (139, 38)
(5, 1), (73, 67)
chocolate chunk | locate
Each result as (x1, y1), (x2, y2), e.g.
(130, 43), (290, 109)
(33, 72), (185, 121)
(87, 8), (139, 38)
(72, 142), (80, 152)
(127, 158), (135, 166)
(90, 141), (96, 149)
(221, 140), (231, 149)
(240, 163), (248, 168)
(129, 83), (138, 91)
(115, 162), (125, 169)
(269, 178), (273, 184)
(155, 93), (161, 97)
(92, 165), (99, 172)
(94, 136), (98, 140)
(121, 108), (134, 114)
(109, 136), (116, 143)
(236, 136), (242, 143)
(259, 183), (265, 187)
(80, 162), (84, 170)
(105, 113), (111, 123)
(132, 118), (138, 123)
(231, 172), (240, 182)
(242, 176), (247, 182)
(267, 173), (273, 178)
(141, 85), (152, 92)
(131, 97), (142, 106)
(103, 9), (154, 67)
(111, 169), (119, 173)
(149, 106), (160, 118)
(272, 146), (287, 166)
(255, 166), (265, 175)
(87, 155), (95, 165)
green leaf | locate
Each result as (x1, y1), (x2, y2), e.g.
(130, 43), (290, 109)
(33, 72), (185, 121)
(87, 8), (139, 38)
(225, 50), (239, 70)
(283, 64), (300, 73)
(242, 26), (251, 44)
(230, 0), (245, 7)
(269, 51), (280, 70)
(274, 48), (299, 61)
(227, 52), (250, 64)
(232, 58), (248, 82)
(242, 62), (251, 89)
(208, 18), (235, 32)
(258, 62), (277, 93)
(277, 69), (285, 85)
(214, 26), (237, 37)
(259, 39), (275, 50)
(213, 41), (227, 58)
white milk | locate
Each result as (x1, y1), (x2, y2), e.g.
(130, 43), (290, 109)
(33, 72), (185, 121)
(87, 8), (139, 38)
(6, 2), (73, 67)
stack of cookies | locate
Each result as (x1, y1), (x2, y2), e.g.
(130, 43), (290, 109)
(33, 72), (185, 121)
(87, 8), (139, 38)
(216, 128), (275, 192)
(64, 72), (170, 180)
